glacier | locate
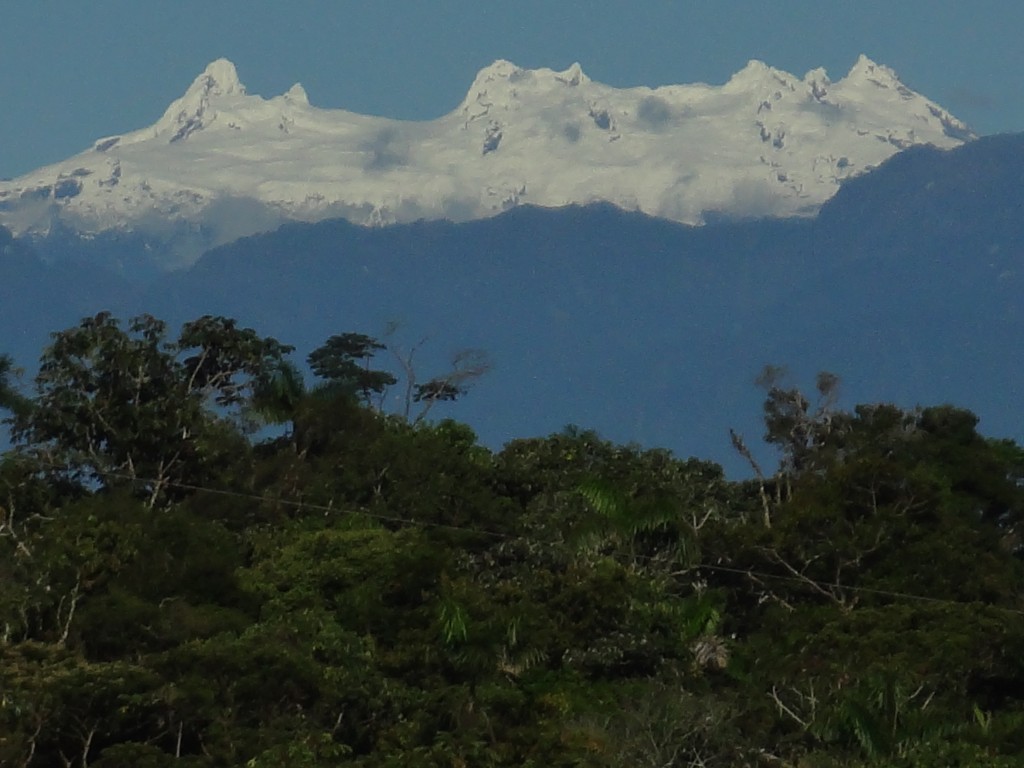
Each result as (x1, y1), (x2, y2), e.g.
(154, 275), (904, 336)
(0, 55), (973, 268)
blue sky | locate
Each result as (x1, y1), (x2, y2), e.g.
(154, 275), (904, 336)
(2, 1), (1022, 178)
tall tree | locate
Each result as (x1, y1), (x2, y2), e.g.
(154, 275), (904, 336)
(10, 313), (292, 506)
(307, 332), (397, 407)
(307, 331), (491, 423)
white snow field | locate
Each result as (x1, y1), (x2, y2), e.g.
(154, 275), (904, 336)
(0, 56), (972, 266)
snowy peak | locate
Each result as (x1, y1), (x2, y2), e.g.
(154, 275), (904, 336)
(845, 54), (900, 87)
(837, 54), (920, 101)
(0, 55), (976, 269)
(459, 59), (522, 110)
(459, 59), (590, 113)
(195, 58), (246, 96)
(724, 59), (795, 92)
(831, 54), (973, 141)
(558, 62), (588, 87)
(152, 58), (247, 142)
(283, 83), (309, 106)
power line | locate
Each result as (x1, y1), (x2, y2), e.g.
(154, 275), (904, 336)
(122, 473), (510, 540)
(13, 456), (1024, 617)
(694, 562), (1010, 611)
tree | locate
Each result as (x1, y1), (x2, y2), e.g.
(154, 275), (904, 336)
(0, 644), (162, 768)
(404, 347), (492, 425)
(306, 330), (491, 424)
(575, 477), (701, 572)
(728, 367), (846, 528)
(247, 357), (306, 429)
(757, 366), (845, 477)
(307, 332), (397, 406)
(10, 313), (292, 507)
(570, 672), (746, 767)
(0, 353), (31, 423)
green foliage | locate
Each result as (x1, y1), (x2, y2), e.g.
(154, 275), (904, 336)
(248, 357), (306, 426)
(4, 325), (1024, 765)
(0, 643), (164, 767)
(756, 365), (846, 475)
(306, 332), (490, 423)
(0, 353), (31, 422)
(308, 332), (398, 405)
(9, 313), (291, 506)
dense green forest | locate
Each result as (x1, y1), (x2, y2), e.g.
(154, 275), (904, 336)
(1, 313), (1023, 767)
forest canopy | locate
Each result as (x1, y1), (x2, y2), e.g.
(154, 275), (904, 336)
(1, 313), (1022, 767)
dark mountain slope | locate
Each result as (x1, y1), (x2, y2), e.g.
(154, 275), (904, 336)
(4, 134), (1023, 475)
(1, 227), (134, 362)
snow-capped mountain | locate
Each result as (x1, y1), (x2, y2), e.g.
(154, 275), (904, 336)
(0, 56), (972, 268)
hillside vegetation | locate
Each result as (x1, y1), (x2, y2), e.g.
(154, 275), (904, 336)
(1, 314), (1023, 767)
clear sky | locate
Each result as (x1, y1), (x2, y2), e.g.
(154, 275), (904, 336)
(2, 0), (1021, 179)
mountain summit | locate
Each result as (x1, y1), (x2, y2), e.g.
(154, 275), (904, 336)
(0, 56), (972, 268)
(151, 58), (247, 142)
